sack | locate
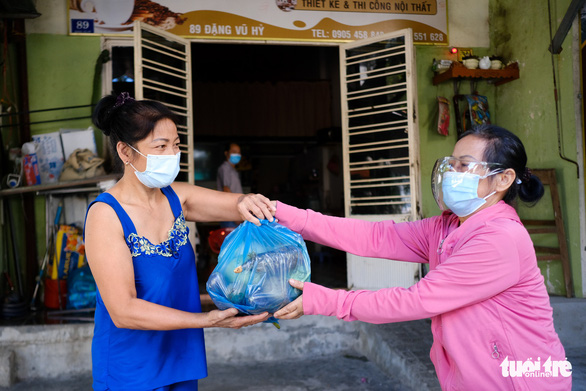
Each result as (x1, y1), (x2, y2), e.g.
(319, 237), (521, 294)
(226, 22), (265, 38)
(206, 220), (311, 326)
(67, 264), (96, 309)
(49, 225), (85, 280)
(59, 148), (105, 181)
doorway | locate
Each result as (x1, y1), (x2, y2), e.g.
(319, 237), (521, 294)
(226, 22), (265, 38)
(189, 42), (348, 289)
(104, 39), (348, 288)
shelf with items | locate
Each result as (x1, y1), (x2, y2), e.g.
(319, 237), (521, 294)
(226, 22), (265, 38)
(0, 174), (121, 198)
(433, 62), (520, 87)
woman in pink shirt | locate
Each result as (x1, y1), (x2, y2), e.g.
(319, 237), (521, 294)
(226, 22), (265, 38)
(273, 125), (571, 390)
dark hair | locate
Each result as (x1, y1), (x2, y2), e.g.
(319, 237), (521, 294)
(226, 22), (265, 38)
(92, 93), (178, 167)
(224, 142), (239, 153)
(459, 125), (544, 206)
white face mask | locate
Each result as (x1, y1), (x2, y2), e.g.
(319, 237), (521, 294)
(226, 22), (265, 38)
(126, 144), (180, 188)
(441, 171), (496, 217)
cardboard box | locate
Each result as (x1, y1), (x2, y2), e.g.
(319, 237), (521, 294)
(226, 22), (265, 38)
(60, 127), (97, 161)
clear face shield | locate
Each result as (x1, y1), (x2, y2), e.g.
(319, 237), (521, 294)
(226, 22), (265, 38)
(432, 156), (504, 212)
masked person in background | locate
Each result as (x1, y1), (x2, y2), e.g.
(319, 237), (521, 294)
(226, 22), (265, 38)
(84, 93), (275, 391)
(216, 142), (244, 228)
(274, 125), (571, 390)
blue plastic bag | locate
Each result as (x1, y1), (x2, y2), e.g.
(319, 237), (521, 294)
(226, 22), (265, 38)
(66, 264), (96, 309)
(206, 220), (311, 326)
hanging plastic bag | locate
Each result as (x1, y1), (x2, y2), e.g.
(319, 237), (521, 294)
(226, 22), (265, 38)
(206, 220), (311, 327)
(436, 96), (450, 136)
(466, 94), (491, 128)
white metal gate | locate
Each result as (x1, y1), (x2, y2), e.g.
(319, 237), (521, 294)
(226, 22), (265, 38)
(339, 29), (421, 289)
(134, 21), (194, 184)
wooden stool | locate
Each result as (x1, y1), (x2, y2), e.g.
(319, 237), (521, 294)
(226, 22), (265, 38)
(522, 169), (573, 297)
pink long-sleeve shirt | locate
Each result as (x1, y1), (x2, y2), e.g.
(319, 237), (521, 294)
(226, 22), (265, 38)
(275, 201), (571, 391)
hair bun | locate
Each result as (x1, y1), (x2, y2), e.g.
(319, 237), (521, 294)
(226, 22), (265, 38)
(92, 95), (118, 135)
(518, 172), (544, 205)
(521, 167), (532, 183)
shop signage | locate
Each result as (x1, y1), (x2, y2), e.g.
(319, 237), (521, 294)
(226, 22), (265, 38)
(69, 0), (448, 44)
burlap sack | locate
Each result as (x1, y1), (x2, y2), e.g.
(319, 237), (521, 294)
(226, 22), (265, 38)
(59, 148), (105, 181)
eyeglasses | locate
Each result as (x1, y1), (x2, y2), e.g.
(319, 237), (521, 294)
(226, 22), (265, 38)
(434, 157), (504, 177)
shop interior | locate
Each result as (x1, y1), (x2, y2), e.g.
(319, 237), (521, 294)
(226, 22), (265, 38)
(111, 41), (348, 291)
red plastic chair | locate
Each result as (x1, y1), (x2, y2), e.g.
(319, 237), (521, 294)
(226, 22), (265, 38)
(208, 228), (234, 254)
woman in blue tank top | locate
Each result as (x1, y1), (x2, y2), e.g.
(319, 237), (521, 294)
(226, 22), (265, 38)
(84, 93), (275, 391)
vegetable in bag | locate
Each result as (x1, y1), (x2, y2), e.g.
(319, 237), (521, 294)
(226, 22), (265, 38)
(206, 220), (311, 326)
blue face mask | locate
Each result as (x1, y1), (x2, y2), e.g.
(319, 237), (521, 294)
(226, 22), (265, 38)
(127, 144), (181, 189)
(441, 171), (496, 217)
(229, 153), (241, 165)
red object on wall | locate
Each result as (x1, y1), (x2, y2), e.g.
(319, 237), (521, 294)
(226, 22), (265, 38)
(437, 96), (450, 136)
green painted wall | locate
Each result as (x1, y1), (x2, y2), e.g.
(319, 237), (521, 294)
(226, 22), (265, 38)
(417, 0), (582, 296)
(1, 33), (102, 295)
(26, 33), (101, 262)
(414, 0), (582, 297)
(489, 0), (581, 297)
(27, 34), (100, 134)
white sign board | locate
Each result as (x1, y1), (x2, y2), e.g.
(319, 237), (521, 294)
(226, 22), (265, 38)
(69, 0), (448, 44)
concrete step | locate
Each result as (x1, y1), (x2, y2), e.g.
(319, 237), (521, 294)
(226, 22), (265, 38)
(2, 296), (583, 389)
(203, 316), (437, 390)
(354, 320), (440, 391)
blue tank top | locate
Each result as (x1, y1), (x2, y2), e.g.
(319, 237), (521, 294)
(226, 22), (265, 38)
(85, 186), (207, 391)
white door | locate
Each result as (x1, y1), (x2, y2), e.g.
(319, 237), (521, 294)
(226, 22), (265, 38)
(133, 22), (199, 251)
(134, 21), (194, 184)
(340, 29), (421, 289)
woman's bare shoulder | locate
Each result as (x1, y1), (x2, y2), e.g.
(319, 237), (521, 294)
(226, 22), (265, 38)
(85, 199), (122, 233)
